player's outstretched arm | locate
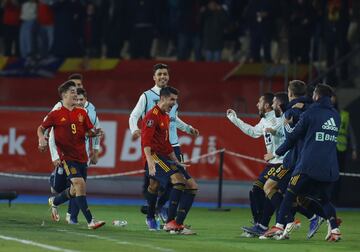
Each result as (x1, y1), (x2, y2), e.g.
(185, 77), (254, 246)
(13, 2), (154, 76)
(226, 109), (263, 138)
(175, 116), (199, 136)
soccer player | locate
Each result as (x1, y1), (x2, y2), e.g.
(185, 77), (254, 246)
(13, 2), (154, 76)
(48, 73), (99, 225)
(226, 93), (285, 236)
(62, 87), (100, 224)
(37, 80), (105, 230)
(142, 86), (195, 234)
(264, 84), (341, 241)
(242, 92), (290, 236)
(129, 63), (199, 225)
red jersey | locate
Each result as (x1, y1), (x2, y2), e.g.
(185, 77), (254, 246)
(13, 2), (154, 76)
(3, 2), (20, 26)
(41, 106), (94, 163)
(141, 105), (173, 157)
(37, 3), (54, 26)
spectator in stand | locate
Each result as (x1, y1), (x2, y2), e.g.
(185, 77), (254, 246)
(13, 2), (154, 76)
(311, 0), (325, 62)
(2, 0), (20, 56)
(102, 0), (128, 58)
(201, 0), (228, 62)
(177, 0), (205, 61)
(324, 0), (352, 85)
(221, 0), (249, 61)
(127, 0), (160, 59)
(19, 0), (37, 58)
(83, 2), (101, 57)
(37, 0), (54, 58)
(288, 0), (315, 64)
(154, 0), (178, 58)
(52, 0), (85, 57)
(244, 0), (274, 63)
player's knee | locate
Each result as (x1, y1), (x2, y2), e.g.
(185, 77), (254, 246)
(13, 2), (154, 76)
(264, 179), (277, 196)
(148, 180), (159, 193)
(185, 178), (198, 190)
(171, 172), (186, 185)
(69, 186), (76, 197)
(266, 188), (278, 199)
(71, 178), (86, 195)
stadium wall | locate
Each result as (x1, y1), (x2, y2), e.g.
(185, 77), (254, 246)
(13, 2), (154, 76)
(0, 110), (265, 181)
(0, 59), (286, 114)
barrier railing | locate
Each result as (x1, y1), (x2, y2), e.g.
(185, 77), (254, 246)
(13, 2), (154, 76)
(0, 148), (359, 210)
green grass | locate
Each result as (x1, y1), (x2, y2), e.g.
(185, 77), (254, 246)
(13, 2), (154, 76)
(0, 203), (359, 252)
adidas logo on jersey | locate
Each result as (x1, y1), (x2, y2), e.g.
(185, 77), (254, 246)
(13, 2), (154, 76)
(322, 117), (338, 131)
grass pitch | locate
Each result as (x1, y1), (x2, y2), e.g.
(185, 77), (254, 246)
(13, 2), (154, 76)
(0, 203), (359, 252)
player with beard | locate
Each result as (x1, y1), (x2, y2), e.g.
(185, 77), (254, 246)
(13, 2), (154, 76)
(226, 93), (286, 237)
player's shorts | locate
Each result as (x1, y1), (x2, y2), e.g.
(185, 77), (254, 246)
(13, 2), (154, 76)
(269, 165), (290, 182)
(254, 163), (283, 188)
(63, 160), (88, 180)
(145, 153), (179, 188)
(173, 146), (192, 180)
(49, 166), (69, 193)
(275, 169), (292, 193)
(287, 173), (334, 202)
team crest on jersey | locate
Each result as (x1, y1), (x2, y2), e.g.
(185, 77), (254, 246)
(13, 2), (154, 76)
(146, 119), (154, 127)
(78, 113), (84, 123)
(70, 167), (77, 175)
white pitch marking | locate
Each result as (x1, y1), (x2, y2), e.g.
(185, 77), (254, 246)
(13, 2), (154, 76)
(0, 234), (80, 252)
(57, 229), (175, 252)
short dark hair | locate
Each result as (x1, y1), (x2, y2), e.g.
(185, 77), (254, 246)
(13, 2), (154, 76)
(288, 80), (306, 97)
(58, 80), (76, 98)
(274, 92), (289, 112)
(153, 63), (169, 74)
(262, 93), (274, 106)
(77, 88), (87, 98)
(314, 83), (334, 98)
(160, 86), (178, 97)
(68, 73), (83, 80)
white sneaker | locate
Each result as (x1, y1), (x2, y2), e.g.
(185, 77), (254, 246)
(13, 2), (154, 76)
(326, 228), (341, 242)
(280, 221), (297, 239)
(259, 235), (268, 240)
(88, 219), (105, 230)
(48, 197), (60, 222)
(65, 213), (78, 225)
(241, 231), (255, 238)
(179, 227), (197, 235)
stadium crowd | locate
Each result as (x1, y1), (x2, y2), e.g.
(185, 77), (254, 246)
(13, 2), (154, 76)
(0, 0), (357, 68)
